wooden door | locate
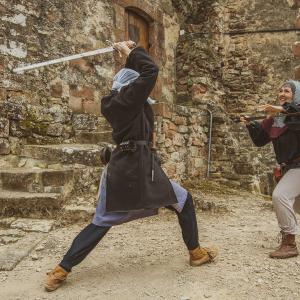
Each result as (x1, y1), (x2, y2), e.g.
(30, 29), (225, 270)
(124, 9), (161, 99)
(126, 10), (150, 51)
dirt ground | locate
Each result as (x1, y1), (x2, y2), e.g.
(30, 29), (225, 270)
(1, 190), (300, 300)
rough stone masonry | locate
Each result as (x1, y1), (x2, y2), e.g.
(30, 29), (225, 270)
(0, 0), (299, 198)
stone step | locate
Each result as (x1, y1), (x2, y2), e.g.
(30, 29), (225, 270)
(60, 204), (95, 224)
(21, 143), (108, 166)
(72, 114), (111, 131)
(74, 130), (113, 144)
(0, 168), (73, 193)
(0, 190), (62, 218)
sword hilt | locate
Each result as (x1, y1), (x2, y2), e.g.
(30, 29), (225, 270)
(106, 40), (137, 58)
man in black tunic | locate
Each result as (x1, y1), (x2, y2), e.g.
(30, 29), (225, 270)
(45, 41), (218, 292)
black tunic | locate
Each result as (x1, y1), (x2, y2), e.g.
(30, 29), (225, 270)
(101, 47), (177, 212)
(247, 103), (300, 164)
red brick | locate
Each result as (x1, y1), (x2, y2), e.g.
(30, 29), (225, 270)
(288, 0), (300, 8)
(46, 13), (58, 22)
(0, 4), (7, 13)
(70, 85), (95, 100)
(174, 116), (187, 125)
(151, 76), (162, 100)
(192, 84), (207, 95)
(50, 82), (63, 98)
(295, 15), (300, 29)
(292, 42), (300, 58)
(168, 122), (177, 131)
(82, 100), (100, 115)
(152, 102), (172, 118)
(165, 130), (176, 139)
(69, 97), (83, 113)
(0, 88), (7, 101)
(294, 65), (300, 80)
(69, 58), (93, 72)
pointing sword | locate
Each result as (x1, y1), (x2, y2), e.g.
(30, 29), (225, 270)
(13, 40), (133, 73)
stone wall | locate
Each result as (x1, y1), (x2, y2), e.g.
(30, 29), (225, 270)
(0, 0), (179, 147)
(1, 0), (299, 194)
(153, 102), (210, 182)
(174, 0), (298, 193)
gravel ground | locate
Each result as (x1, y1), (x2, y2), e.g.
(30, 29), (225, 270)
(1, 190), (300, 300)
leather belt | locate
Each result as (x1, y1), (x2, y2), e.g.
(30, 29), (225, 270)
(118, 140), (152, 152)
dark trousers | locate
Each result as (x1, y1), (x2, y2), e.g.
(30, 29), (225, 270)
(60, 193), (199, 272)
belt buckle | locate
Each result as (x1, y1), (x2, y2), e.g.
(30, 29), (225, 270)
(119, 140), (137, 152)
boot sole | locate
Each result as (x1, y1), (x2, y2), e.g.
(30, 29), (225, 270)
(190, 255), (211, 267)
(44, 279), (66, 292)
(45, 285), (58, 292)
(269, 253), (299, 259)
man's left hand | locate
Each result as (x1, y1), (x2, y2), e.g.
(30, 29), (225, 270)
(257, 104), (285, 116)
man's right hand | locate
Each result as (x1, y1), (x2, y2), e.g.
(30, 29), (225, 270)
(113, 41), (136, 57)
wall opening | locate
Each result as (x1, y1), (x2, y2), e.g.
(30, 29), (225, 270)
(126, 9), (150, 51)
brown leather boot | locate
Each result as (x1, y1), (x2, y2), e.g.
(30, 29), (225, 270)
(45, 265), (69, 292)
(269, 233), (299, 259)
(189, 246), (218, 267)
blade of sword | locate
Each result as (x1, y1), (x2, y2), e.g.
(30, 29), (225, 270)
(13, 46), (114, 73)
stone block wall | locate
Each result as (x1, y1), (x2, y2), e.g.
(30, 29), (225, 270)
(0, 0), (180, 147)
(153, 102), (210, 182)
(1, 0), (299, 194)
(289, 0), (300, 79)
(174, 0), (298, 193)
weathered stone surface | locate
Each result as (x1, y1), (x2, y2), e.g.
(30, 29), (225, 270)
(173, 0), (296, 192)
(75, 130), (113, 144)
(10, 218), (54, 233)
(0, 118), (9, 138)
(21, 144), (105, 166)
(287, 0), (300, 9)
(0, 191), (61, 218)
(295, 65), (300, 79)
(0, 232), (43, 271)
(61, 204), (95, 224)
(292, 42), (300, 58)
(0, 217), (17, 228)
(0, 0), (297, 202)
(0, 229), (25, 238)
(0, 168), (72, 192)
(0, 138), (10, 155)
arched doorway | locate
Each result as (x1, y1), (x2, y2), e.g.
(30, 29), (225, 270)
(113, 3), (165, 100)
(126, 9), (150, 51)
(124, 8), (162, 99)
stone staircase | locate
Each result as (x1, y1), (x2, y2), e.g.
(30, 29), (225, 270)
(0, 115), (114, 227)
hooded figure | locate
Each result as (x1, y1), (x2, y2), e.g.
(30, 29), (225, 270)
(272, 80), (300, 129)
(248, 79), (300, 163)
(245, 79), (300, 260)
(101, 47), (177, 212)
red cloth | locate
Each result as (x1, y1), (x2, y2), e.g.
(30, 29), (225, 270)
(261, 117), (288, 139)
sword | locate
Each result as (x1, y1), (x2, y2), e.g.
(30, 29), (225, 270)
(13, 40), (118, 73)
(232, 111), (300, 123)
